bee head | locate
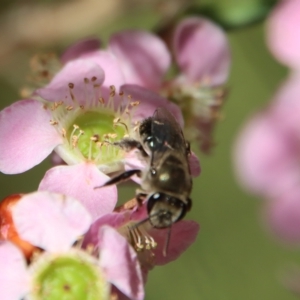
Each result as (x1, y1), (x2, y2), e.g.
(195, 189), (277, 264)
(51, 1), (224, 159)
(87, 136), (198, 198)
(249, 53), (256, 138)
(147, 192), (187, 228)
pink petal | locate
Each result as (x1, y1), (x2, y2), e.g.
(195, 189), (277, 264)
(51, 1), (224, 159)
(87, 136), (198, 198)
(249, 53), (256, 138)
(82, 212), (127, 249)
(61, 38), (101, 64)
(80, 50), (125, 92)
(151, 220), (199, 265)
(267, 0), (300, 69)
(99, 226), (144, 300)
(36, 59), (105, 105)
(38, 163), (117, 221)
(121, 84), (184, 127)
(264, 188), (300, 244)
(188, 151), (201, 177)
(50, 151), (66, 166)
(109, 30), (171, 90)
(0, 241), (29, 300)
(234, 113), (300, 197)
(270, 73), (300, 136)
(0, 99), (62, 174)
(174, 17), (230, 85)
(12, 191), (92, 252)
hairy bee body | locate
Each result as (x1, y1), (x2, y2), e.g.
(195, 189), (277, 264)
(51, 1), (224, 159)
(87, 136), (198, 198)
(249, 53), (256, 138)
(105, 108), (193, 229)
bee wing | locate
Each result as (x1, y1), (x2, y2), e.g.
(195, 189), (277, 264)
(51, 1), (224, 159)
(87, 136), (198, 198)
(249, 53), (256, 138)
(151, 108), (186, 152)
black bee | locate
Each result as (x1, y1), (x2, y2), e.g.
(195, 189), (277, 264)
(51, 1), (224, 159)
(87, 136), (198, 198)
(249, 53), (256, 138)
(102, 108), (193, 229)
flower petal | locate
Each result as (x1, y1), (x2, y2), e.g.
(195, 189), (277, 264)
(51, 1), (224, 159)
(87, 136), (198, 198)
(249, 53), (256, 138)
(99, 226), (144, 300)
(174, 17), (230, 85)
(61, 38), (101, 64)
(109, 30), (171, 90)
(82, 212), (127, 249)
(234, 113), (300, 197)
(12, 191), (92, 252)
(151, 220), (199, 265)
(121, 84), (184, 127)
(0, 241), (29, 300)
(0, 99), (62, 174)
(270, 73), (300, 136)
(264, 188), (300, 244)
(38, 163), (117, 221)
(36, 59), (105, 105)
(267, 0), (300, 69)
(80, 50), (126, 92)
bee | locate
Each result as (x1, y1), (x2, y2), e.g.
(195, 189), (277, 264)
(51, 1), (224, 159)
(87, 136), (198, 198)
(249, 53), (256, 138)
(102, 107), (193, 230)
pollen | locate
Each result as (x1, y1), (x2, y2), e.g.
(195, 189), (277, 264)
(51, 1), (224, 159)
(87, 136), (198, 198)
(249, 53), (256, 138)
(49, 120), (58, 125)
(98, 97), (105, 104)
(128, 225), (157, 252)
(130, 101), (140, 107)
(48, 79), (139, 173)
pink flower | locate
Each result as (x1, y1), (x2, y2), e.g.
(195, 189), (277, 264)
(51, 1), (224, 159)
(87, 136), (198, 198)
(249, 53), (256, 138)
(62, 17), (231, 153)
(0, 55), (187, 217)
(0, 191), (144, 300)
(234, 74), (300, 243)
(83, 201), (200, 278)
(111, 17), (230, 153)
(267, 0), (300, 70)
(234, 0), (300, 244)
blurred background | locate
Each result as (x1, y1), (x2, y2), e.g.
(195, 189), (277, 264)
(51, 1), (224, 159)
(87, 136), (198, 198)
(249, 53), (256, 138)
(1, 0), (299, 299)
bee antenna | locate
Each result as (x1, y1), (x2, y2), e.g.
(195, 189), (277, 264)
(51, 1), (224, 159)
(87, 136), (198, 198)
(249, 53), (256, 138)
(163, 225), (172, 257)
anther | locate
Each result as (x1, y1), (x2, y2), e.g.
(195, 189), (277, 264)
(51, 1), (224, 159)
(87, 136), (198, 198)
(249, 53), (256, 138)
(91, 76), (97, 82)
(61, 128), (67, 137)
(130, 101), (140, 107)
(98, 97), (105, 104)
(110, 85), (116, 97)
(128, 226), (157, 252)
(49, 120), (58, 125)
(71, 130), (84, 148)
(92, 134), (100, 143)
(84, 78), (89, 84)
(68, 83), (75, 101)
(108, 133), (117, 139)
(65, 105), (73, 111)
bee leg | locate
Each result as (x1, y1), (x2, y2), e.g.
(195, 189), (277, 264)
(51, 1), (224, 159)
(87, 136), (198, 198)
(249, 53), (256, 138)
(111, 138), (148, 157)
(97, 169), (142, 187)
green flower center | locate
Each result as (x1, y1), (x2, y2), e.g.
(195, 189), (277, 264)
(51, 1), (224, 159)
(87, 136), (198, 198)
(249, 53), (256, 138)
(48, 88), (138, 172)
(30, 252), (109, 300)
(68, 110), (127, 163)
